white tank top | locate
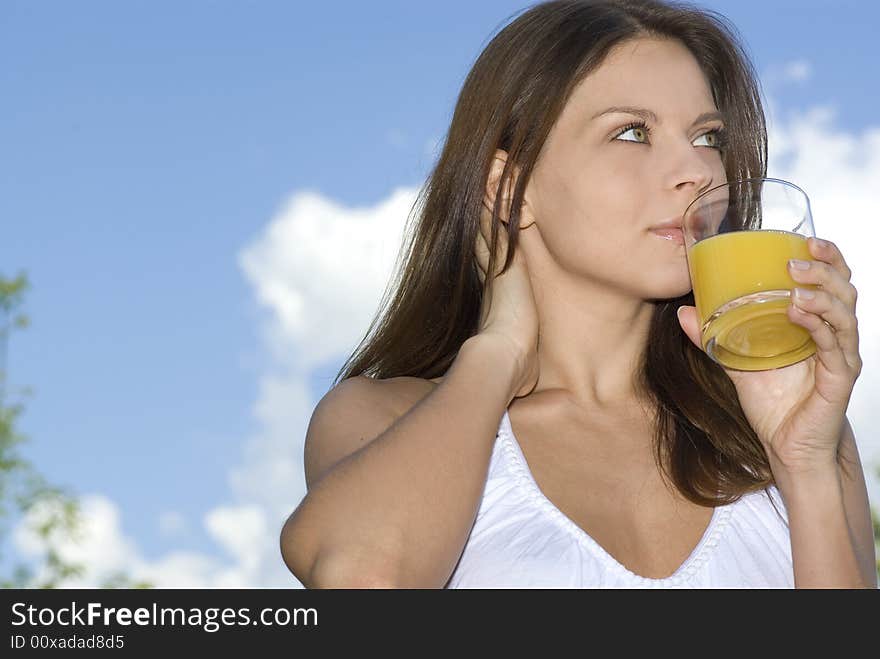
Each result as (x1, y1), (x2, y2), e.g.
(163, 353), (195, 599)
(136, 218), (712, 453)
(446, 409), (795, 588)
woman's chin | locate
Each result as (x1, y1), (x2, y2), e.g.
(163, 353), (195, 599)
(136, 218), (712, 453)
(646, 284), (693, 304)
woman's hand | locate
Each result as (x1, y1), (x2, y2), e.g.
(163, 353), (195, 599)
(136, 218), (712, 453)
(677, 237), (862, 474)
(473, 200), (540, 399)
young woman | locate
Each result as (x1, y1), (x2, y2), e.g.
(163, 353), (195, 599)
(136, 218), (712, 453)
(280, 0), (876, 588)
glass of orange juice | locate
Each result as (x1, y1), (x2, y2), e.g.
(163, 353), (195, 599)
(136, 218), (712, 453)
(683, 177), (819, 371)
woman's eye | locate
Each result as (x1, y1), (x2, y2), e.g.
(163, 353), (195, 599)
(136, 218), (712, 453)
(615, 126), (649, 144)
(694, 131), (719, 148)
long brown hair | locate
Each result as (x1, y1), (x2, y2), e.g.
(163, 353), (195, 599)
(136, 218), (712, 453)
(334, 0), (788, 507)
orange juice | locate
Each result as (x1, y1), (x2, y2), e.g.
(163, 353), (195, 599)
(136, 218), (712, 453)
(687, 230), (818, 370)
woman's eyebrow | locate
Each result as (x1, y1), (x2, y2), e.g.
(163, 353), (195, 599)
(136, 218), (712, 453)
(591, 106), (726, 126)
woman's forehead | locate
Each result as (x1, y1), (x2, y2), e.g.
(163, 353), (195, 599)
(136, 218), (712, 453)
(563, 39), (716, 124)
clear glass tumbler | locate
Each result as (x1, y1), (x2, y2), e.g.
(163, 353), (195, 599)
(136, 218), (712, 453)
(682, 177), (819, 371)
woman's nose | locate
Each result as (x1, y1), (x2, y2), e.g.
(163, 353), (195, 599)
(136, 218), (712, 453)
(669, 148), (716, 197)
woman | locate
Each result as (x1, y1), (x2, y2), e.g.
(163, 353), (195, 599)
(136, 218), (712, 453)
(280, 0), (876, 588)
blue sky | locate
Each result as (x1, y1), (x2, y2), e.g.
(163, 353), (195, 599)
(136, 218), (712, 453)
(1, 1), (878, 586)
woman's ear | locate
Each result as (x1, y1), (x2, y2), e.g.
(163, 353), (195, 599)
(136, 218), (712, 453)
(483, 149), (536, 229)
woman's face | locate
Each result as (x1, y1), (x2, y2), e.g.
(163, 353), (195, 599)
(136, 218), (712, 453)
(525, 37), (728, 300)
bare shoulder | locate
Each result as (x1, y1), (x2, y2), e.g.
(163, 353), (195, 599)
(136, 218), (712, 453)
(379, 374), (445, 415)
(303, 374), (445, 489)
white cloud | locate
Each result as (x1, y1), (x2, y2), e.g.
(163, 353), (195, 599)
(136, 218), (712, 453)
(228, 374), (312, 522)
(13, 495), (139, 585)
(12, 494), (220, 588)
(237, 186), (418, 373)
(782, 59), (812, 83)
(761, 59), (813, 91)
(12, 93), (880, 588)
(204, 504), (267, 575)
(158, 510), (188, 537)
(13, 495), (291, 588)
(136, 551), (227, 589)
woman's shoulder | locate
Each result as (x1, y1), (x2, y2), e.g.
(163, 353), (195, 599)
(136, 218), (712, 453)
(318, 374), (445, 430)
(364, 374), (445, 417)
(304, 374), (444, 489)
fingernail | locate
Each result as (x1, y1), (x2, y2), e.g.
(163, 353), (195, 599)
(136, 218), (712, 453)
(812, 238), (829, 249)
(789, 259), (810, 270)
(794, 287), (815, 300)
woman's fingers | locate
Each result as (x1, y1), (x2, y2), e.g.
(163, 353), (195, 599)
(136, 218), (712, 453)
(788, 285), (861, 375)
(807, 237), (852, 283)
(789, 253), (858, 310)
(788, 253), (861, 371)
(475, 203), (508, 281)
(474, 203), (493, 283)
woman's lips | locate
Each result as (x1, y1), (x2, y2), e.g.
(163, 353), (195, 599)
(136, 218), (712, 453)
(649, 227), (685, 245)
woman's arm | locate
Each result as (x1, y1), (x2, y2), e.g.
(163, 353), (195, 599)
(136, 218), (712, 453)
(280, 334), (522, 588)
(836, 418), (877, 586)
(772, 417), (877, 589)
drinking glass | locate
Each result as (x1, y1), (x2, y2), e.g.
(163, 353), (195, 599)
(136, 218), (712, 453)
(682, 177), (819, 371)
